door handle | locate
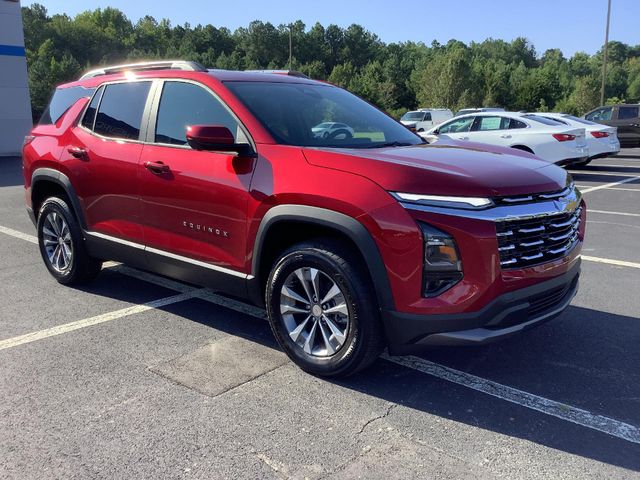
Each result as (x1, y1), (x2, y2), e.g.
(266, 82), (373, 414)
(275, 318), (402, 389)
(67, 146), (88, 159)
(457, 136), (470, 140)
(500, 134), (512, 139)
(144, 161), (170, 174)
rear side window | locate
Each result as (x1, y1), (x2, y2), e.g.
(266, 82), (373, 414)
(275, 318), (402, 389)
(39, 86), (96, 125)
(154, 81), (241, 146)
(80, 86), (104, 130)
(94, 82), (151, 140)
(618, 106), (639, 120)
(473, 116), (508, 131)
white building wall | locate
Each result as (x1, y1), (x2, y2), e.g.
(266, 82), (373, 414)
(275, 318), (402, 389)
(0, 0), (32, 156)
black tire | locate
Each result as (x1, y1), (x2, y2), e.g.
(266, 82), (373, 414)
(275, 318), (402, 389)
(266, 240), (384, 377)
(37, 197), (102, 285)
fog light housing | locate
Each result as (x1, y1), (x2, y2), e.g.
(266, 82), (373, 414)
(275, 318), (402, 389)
(420, 222), (463, 297)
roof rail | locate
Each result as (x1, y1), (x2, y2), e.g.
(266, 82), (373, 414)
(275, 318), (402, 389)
(244, 69), (310, 79)
(79, 60), (207, 80)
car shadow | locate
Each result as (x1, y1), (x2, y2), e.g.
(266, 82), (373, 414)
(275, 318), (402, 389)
(139, 294), (640, 471)
(0, 157), (24, 188)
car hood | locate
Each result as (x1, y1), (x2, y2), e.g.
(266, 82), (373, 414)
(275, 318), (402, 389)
(303, 143), (569, 198)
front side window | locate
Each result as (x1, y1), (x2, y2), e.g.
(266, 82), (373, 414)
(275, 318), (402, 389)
(94, 82), (151, 140)
(401, 111), (426, 122)
(438, 117), (474, 134)
(618, 106), (639, 120)
(225, 81), (422, 148)
(586, 107), (612, 122)
(155, 81), (243, 146)
(423, 112), (432, 121)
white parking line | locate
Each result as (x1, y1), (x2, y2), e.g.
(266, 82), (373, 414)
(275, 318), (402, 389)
(384, 355), (640, 445)
(0, 225), (38, 244)
(588, 209), (640, 218)
(2, 225), (640, 444)
(0, 290), (202, 351)
(579, 176), (640, 194)
(582, 255), (640, 269)
(570, 171), (639, 177)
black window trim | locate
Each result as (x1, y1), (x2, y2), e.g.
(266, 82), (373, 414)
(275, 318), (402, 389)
(76, 79), (155, 145)
(146, 78), (256, 152)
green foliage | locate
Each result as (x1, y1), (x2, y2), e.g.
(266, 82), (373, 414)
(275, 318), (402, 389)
(22, 3), (640, 120)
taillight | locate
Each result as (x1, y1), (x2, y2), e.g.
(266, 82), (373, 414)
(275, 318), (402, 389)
(590, 131), (609, 138)
(552, 133), (576, 142)
(23, 135), (35, 147)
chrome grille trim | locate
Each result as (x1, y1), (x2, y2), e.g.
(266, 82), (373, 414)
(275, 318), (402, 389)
(497, 205), (582, 269)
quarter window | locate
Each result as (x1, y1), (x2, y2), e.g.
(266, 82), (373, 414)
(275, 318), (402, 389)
(94, 82), (151, 140)
(618, 106), (639, 120)
(81, 86), (103, 130)
(155, 81), (243, 146)
(508, 119), (527, 129)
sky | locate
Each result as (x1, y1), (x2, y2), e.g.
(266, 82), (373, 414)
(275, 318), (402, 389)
(23, 0), (640, 57)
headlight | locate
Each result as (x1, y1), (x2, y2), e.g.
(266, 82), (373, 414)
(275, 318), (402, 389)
(420, 223), (463, 297)
(391, 192), (493, 210)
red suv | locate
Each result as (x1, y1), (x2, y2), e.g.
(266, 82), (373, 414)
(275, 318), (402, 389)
(23, 61), (585, 376)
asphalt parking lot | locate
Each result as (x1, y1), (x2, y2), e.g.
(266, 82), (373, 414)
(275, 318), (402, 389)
(1, 149), (640, 479)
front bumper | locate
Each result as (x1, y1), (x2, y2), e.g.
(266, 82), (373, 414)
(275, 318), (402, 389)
(383, 259), (580, 354)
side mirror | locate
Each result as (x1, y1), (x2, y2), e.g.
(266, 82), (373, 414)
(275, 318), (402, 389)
(433, 129), (440, 135)
(186, 125), (254, 156)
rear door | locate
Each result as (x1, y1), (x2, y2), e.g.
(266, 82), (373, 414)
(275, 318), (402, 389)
(612, 105), (640, 145)
(469, 115), (512, 146)
(138, 79), (256, 276)
(63, 81), (153, 244)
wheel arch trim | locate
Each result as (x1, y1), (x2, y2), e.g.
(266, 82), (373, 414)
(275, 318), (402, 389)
(251, 205), (395, 310)
(31, 168), (87, 230)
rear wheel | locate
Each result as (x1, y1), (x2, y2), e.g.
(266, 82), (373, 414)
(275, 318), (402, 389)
(37, 197), (102, 285)
(511, 145), (534, 154)
(266, 240), (384, 377)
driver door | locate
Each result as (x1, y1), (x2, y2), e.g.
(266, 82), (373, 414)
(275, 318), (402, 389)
(139, 80), (256, 277)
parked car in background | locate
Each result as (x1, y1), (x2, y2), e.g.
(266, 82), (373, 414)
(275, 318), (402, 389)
(583, 104), (640, 147)
(400, 108), (453, 132)
(534, 112), (620, 165)
(455, 107), (505, 116)
(311, 122), (355, 139)
(422, 112), (589, 166)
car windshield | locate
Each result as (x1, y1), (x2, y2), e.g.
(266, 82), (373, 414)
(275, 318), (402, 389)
(401, 112), (425, 121)
(521, 114), (565, 126)
(562, 115), (597, 125)
(225, 81), (422, 148)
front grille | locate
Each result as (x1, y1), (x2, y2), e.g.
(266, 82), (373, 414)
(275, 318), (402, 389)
(493, 184), (573, 206)
(496, 206), (582, 269)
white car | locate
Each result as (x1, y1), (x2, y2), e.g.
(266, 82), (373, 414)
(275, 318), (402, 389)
(311, 122), (355, 139)
(400, 108), (453, 132)
(532, 112), (620, 165)
(421, 112), (589, 166)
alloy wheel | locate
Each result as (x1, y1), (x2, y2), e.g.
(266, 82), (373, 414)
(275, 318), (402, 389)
(42, 211), (73, 273)
(279, 267), (350, 357)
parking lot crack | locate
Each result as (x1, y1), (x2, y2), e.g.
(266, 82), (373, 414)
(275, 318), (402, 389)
(357, 402), (397, 435)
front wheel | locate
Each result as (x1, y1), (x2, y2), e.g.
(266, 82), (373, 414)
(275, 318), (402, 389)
(265, 241), (384, 377)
